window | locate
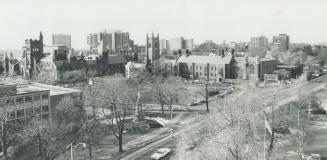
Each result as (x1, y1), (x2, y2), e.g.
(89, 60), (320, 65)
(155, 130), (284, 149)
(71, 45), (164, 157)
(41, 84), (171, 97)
(42, 105), (49, 113)
(17, 109), (24, 118)
(215, 67), (217, 70)
(204, 73), (206, 76)
(34, 95), (41, 101)
(8, 111), (15, 120)
(0, 100), (5, 107)
(35, 106), (41, 114)
(200, 67), (202, 70)
(25, 108), (33, 117)
(211, 67), (213, 70)
(16, 97), (24, 104)
(25, 96), (32, 102)
(211, 73), (213, 76)
(42, 94), (49, 100)
(200, 73), (202, 75)
(6, 99), (15, 106)
(215, 73), (217, 77)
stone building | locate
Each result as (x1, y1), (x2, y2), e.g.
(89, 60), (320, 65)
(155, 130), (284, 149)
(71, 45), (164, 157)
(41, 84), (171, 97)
(21, 32), (44, 77)
(173, 54), (237, 82)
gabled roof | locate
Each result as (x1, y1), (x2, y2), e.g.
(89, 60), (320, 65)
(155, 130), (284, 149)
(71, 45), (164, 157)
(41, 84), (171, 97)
(108, 56), (127, 64)
(177, 55), (233, 65)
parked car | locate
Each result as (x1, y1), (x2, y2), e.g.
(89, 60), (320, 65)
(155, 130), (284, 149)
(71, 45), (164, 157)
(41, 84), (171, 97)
(151, 148), (171, 160)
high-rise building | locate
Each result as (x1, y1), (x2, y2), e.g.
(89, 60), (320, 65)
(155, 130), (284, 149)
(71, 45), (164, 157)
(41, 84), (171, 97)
(184, 39), (194, 50)
(87, 30), (131, 54)
(52, 34), (71, 48)
(170, 37), (184, 51)
(159, 39), (169, 55)
(170, 37), (194, 51)
(273, 34), (290, 52)
(146, 33), (160, 65)
(87, 33), (99, 49)
(250, 35), (268, 57)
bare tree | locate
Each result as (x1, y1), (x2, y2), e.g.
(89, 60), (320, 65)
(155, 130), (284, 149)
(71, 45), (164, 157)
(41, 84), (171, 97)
(0, 108), (22, 160)
(97, 76), (135, 152)
(155, 77), (184, 120)
(25, 117), (67, 160)
(196, 78), (209, 112)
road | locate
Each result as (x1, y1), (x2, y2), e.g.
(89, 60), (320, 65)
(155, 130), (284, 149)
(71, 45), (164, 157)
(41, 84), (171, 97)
(119, 75), (327, 160)
(122, 120), (206, 160)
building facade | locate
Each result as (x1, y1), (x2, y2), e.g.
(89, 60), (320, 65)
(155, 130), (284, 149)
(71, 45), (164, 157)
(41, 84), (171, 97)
(175, 54), (237, 81)
(87, 30), (132, 55)
(146, 33), (160, 65)
(184, 39), (194, 50)
(0, 81), (81, 123)
(250, 35), (268, 57)
(159, 39), (169, 55)
(0, 83), (50, 122)
(52, 34), (72, 49)
(21, 32), (44, 78)
(273, 34), (290, 52)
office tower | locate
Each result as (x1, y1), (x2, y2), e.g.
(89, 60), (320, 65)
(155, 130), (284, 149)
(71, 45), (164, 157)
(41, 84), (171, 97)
(273, 34), (290, 52)
(52, 34), (72, 48)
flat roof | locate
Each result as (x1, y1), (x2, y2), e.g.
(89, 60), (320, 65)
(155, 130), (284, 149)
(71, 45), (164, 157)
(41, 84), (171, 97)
(31, 83), (81, 96)
(0, 78), (81, 97)
(16, 85), (49, 94)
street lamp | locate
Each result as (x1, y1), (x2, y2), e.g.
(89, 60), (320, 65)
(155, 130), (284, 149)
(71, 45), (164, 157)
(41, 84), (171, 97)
(66, 142), (86, 160)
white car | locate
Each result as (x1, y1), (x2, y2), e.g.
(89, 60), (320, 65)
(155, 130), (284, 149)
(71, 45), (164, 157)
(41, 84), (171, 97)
(151, 148), (171, 160)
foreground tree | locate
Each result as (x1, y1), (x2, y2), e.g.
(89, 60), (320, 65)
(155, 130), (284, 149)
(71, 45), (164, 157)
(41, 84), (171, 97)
(154, 77), (184, 120)
(98, 76), (135, 152)
(196, 77), (209, 112)
(26, 117), (68, 160)
(0, 108), (23, 160)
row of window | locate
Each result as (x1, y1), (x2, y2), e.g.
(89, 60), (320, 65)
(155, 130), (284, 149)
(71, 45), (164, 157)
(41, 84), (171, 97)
(8, 105), (49, 120)
(191, 66), (222, 71)
(2, 94), (49, 107)
(195, 72), (219, 77)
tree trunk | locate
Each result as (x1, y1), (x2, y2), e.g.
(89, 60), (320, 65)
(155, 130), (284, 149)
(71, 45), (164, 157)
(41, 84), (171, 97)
(2, 123), (7, 160)
(118, 134), (123, 152)
(170, 107), (173, 121)
(92, 105), (96, 120)
(160, 103), (164, 115)
(37, 134), (43, 156)
(88, 134), (93, 160)
(135, 90), (142, 121)
(205, 84), (209, 112)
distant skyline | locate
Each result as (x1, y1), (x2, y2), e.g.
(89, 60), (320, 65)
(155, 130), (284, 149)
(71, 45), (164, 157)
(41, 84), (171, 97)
(0, 0), (326, 49)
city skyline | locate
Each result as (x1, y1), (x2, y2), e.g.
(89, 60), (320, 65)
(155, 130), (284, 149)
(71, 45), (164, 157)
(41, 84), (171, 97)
(0, 0), (326, 49)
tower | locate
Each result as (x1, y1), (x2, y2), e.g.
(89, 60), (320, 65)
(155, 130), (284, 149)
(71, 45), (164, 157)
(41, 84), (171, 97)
(146, 33), (160, 66)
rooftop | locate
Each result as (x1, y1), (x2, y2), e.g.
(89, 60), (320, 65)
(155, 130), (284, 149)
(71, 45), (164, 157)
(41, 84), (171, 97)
(0, 78), (81, 98)
(177, 55), (233, 65)
(108, 55), (127, 64)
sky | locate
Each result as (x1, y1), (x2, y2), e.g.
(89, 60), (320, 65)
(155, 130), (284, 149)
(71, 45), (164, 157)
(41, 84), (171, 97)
(0, 0), (326, 49)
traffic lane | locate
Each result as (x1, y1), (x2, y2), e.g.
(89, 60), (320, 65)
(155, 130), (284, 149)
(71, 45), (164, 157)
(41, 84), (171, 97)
(134, 138), (177, 160)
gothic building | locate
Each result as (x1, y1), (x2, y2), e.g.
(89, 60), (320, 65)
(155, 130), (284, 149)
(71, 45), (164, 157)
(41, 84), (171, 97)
(146, 33), (160, 66)
(21, 32), (44, 77)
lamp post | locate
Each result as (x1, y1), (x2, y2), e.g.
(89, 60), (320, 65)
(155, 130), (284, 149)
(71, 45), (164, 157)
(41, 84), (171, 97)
(66, 142), (86, 160)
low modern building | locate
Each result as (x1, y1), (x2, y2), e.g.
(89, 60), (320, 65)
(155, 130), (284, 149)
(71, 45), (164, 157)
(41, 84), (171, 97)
(0, 81), (81, 123)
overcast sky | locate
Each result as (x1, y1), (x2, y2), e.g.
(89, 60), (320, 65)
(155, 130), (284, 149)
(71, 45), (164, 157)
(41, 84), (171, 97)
(0, 0), (326, 49)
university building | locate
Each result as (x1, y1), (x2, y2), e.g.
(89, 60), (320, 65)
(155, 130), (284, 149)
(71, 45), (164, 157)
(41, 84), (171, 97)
(162, 53), (237, 82)
(0, 80), (81, 123)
